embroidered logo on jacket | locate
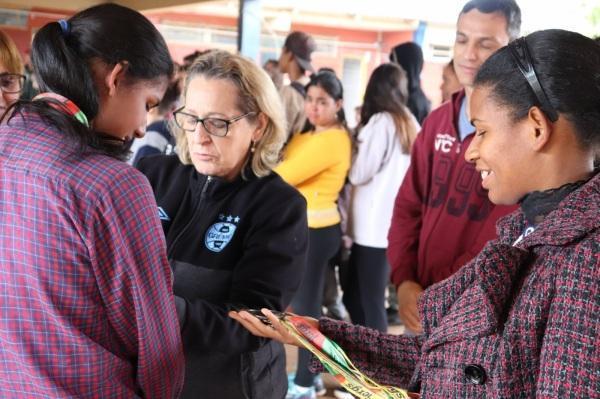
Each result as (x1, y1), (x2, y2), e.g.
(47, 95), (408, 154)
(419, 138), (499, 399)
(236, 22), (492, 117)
(158, 207), (170, 221)
(434, 133), (456, 153)
(205, 214), (240, 252)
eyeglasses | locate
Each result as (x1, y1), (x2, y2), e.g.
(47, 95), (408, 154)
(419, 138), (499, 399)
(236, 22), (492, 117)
(0, 73), (26, 94)
(508, 38), (558, 122)
(173, 107), (256, 137)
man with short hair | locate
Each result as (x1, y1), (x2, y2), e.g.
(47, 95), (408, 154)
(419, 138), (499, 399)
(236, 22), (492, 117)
(389, 0), (522, 333)
(278, 31), (316, 139)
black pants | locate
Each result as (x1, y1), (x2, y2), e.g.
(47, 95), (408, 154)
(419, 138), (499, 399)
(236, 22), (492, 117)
(341, 244), (388, 332)
(291, 224), (341, 387)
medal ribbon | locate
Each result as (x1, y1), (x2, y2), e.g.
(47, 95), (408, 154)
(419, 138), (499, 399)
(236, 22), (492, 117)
(281, 315), (416, 399)
(33, 92), (89, 128)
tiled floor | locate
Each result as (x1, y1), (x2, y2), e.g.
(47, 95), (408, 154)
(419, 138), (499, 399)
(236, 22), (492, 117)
(284, 324), (405, 398)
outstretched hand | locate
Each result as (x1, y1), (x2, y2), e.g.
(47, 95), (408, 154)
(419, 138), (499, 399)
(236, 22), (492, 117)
(228, 308), (319, 348)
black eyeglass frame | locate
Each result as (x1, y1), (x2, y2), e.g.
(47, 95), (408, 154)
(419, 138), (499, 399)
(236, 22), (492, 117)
(173, 107), (256, 137)
(508, 38), (559, 122)
(0, 73), (26, 94)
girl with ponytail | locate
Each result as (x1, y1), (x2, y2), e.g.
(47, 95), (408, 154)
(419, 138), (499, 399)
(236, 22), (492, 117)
(0, 4), (184, 398)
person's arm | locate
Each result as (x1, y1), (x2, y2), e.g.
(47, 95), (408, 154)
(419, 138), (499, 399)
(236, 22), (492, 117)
(313, 318), (422, 389)
(387, 124), (432, 332)
(87, 168), (184, 399)
(229, 311), (422, 390)
(387, 126), (430, 287)
(276, 132), (345, 186)
(535, 241), (599, 397)
(180, 189), (308, 354)
(349, 114), (393, 186)
(280, 85), (305, 137)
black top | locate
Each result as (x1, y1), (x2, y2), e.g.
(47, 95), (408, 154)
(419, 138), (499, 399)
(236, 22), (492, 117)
(137, 154), (308, 399)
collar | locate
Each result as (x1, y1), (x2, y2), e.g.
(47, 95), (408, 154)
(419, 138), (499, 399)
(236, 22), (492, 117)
(497, 171), (600, 249)
(189, 163), (258, 200)
(519, 177), (590, 226)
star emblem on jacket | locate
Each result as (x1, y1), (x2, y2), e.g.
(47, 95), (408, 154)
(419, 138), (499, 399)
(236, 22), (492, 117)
(205, 214), (241, 252)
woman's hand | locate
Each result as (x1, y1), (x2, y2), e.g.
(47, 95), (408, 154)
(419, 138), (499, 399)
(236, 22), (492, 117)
(228, 308), (318, 348)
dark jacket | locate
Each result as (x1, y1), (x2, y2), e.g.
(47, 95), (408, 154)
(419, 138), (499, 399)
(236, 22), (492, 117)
(388, 90), (516, 288)
(137, 155), (308, 399)
(130, 120), (175, 166)
(314, 172), (600, 397)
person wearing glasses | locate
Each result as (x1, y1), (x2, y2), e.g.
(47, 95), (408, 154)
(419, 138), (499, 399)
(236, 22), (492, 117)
(0, 30), (25, 117)
(136, 50), (308, 399)
(231, 28), (600, 398)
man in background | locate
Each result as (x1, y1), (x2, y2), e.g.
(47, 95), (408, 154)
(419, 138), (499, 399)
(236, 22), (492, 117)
(388, 0), (522, 333)
(278, 31), (316, 139)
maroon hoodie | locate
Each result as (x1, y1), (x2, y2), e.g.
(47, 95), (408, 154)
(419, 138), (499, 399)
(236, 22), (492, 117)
(388, 90), (517, 288)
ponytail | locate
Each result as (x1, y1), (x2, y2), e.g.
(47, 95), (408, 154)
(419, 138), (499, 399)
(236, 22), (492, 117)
(7, 3), (173, 160)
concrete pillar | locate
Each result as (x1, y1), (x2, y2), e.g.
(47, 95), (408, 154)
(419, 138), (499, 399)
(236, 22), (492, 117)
(413, 20), (427, 47)
(237, 0), (262, 63)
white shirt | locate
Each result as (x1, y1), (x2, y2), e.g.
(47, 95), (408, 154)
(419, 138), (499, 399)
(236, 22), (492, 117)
(348, 111), (419, 248)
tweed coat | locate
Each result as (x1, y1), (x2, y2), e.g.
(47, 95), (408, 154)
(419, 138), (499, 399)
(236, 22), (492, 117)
(313, 173), (599, 398)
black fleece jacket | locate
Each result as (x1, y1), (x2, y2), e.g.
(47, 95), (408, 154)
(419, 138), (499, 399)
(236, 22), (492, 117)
(137, 154), (308, 399)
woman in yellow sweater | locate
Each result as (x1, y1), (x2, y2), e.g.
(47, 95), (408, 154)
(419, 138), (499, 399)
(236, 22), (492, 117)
(275, 70), (351, 399)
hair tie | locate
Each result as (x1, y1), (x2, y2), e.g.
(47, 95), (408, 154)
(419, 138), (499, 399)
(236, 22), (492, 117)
(58, 19), (70, 37)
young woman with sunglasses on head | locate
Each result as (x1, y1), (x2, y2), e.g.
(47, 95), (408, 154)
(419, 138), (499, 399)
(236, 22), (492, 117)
(231, 29), (599, 398)
(0, 4), (185, 398)
(136, 50), (308, 399)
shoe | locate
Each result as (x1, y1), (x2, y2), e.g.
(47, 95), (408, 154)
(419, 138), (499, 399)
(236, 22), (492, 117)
(386, 307), (402, 326)
(313, 375), (326, 396)
(288, 373), (326, 397)
(334, 387), (355, 399)
(286, 382), (316, 399)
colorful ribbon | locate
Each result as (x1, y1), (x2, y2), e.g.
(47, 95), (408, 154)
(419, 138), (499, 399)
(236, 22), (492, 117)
(281, 315), (415, 399)
(33, 92), (89, 128)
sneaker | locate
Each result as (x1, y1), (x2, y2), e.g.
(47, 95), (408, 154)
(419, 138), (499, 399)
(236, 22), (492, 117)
(286, 382), (316, 399)
(288, 373), (326, 396)
(333, 387), (355, 399)
(313, 375), (326, 396)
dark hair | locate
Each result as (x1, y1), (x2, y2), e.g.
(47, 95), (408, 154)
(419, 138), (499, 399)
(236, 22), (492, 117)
(8, 3), (173, 160)
(317, 67), (336, 75)
(300, 70), (348, 133)
(389, 42), (431, 124)
(157, 78), (181, 115)
(460, 0), (522, 40)
(475, 29), (600, 149)
(359, 63), (416, 154)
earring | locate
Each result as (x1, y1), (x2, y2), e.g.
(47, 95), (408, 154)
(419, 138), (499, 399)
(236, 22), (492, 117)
(250, 141), (257, 153)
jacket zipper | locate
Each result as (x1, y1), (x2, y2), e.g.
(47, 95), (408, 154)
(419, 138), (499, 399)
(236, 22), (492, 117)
(167, 176), (212, 259)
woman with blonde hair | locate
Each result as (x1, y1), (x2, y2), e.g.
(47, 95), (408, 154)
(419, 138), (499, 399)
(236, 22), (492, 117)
(137, 50), (308, 399)
(0, 30), (24, 116)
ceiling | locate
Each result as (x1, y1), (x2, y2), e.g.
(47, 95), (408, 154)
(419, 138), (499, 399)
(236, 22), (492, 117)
(0, 0), (210, 12)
